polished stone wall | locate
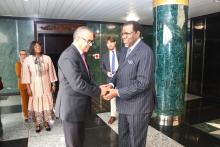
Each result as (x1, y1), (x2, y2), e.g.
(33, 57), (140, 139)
(86, 23), (122, 85)
(0, 18), (152, 95)
(86, 22), (153, 112)
(0, 18), (34, 94)
(87, 23), (153, 85)
(153, 4), (188, 117)
(189, 13), (220, 98)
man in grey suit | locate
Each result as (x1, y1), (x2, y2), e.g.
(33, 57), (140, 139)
(103, 21), (155, 147)
(101, 36), (119, 124)
(55, 26), (107, 147)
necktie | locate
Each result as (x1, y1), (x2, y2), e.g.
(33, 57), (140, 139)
(126, 48), (132, 58)
(111, 51), (115, 74)
(81, 54), (90, 77)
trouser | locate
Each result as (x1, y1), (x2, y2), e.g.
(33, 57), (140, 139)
(20, 89), (29, 119)
(118, 113), (151, 147)
(110, 97), (117, 117)
(62, 120), (85, 147)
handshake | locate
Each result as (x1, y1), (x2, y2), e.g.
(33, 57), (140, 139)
(99, 84), (118, 101)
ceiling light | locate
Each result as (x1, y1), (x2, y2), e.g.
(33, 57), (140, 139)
(214, 0), (220, 2)
(126, 13), (140, 22)
(194, 24), (204, 30)
(106, 24), (116, 30)
(24, 0), (29, 2)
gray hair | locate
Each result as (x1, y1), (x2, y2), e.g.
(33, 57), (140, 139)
(73, 26), (93, 39)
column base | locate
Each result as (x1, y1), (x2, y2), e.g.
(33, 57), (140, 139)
(153, 115), (182, 126)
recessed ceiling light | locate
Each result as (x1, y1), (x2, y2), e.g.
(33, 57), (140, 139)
(24, 0), (29, 2)
(3, 14), (13, 16)
(106, 24), (116, 30)
(126, 13), (140, 22)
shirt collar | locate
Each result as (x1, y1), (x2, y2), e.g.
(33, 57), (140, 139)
(109, 48), (116, 53)
(72, 43), (83, 55)
(129, 38), (141, 51)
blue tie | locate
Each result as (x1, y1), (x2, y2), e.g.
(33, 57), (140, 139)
(112, 51), (115, 74)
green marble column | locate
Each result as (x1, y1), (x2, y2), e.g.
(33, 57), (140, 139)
(153, 0), (188, 126)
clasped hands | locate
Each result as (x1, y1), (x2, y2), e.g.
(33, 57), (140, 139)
(99, 84), (118, 101)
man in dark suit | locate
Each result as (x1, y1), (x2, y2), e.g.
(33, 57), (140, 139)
(103, 21), (155, 147)
(101, 36), (119, 124)
(55, 26), (107, 147)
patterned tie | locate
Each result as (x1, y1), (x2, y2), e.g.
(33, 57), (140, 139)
(81, 54), (90, 77)
(126, 48), (132, 58)
(111, 51), (115, 74)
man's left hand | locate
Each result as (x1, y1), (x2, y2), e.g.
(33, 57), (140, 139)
(103, 89), (118, 100)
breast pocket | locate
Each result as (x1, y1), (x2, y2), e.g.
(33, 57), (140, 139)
(126, 59), (138, 74)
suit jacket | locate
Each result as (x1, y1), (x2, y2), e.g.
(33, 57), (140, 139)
(55, 44), (101, 122)
(111, 40), (155, 114)
(101, 51), (119, 82)
(15, 61), (27, 90)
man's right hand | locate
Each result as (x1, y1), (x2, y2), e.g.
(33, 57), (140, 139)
(99, 84), (114, 97)
(100, 86), (108, 97)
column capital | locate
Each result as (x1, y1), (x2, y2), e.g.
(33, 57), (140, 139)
(153, 0), (189, 7)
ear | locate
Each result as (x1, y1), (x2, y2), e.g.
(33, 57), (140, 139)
(136, 31), (141, 37)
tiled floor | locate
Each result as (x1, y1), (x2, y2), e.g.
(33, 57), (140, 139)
(149, 96), (220, 147)
(0, 95), (118, 147)
(98, 112), (184, 147)
(1, 94), (220, 147)
(193, 118), (220, 139)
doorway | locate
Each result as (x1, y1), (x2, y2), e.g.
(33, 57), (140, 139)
(38, 33), (73, 72)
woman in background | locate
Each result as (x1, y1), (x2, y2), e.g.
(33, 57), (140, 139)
(22, 41), (57, 133)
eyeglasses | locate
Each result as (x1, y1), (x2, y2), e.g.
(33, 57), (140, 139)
(20, 53), (27, 56)
(80, 37), (94, 46)
(121, 32), (134, 36)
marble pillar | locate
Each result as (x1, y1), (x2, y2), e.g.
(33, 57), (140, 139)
(153, 0), (188, 126)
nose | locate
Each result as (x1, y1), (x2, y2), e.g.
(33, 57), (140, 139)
(121, 34), (127, 40)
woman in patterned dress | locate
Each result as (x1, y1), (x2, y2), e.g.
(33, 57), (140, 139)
(22, 41), (57, 133)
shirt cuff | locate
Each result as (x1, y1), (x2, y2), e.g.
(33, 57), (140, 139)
(109, 83), (114, 88)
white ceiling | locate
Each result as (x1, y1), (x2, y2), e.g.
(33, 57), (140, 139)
(0, 0), (220, 25)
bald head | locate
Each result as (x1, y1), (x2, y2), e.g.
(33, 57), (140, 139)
(73, 26), (94, 53)
(73, 26), (93, 40)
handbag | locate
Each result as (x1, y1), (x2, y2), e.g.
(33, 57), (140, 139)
(0, 76), (3, 90)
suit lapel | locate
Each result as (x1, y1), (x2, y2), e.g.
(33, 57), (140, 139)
(116, 51), (120, 60)
(71, 45), (91, 79)
(119, 41), (142, 70)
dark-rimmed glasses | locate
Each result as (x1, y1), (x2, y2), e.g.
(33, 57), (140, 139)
(80, 37), (94, 46)
(121, 32), (134, 37)
(20, 53), (27, 55)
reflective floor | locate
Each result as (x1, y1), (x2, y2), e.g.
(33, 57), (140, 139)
(150, 95), (220, 147)
(0, 94), (220, 147)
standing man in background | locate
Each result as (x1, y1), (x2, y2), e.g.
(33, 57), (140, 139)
(101, 36), (119, 124)
(15, 50), (29, 122)
(55, 26), (108, 147)
(103, 21), (155, 147)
